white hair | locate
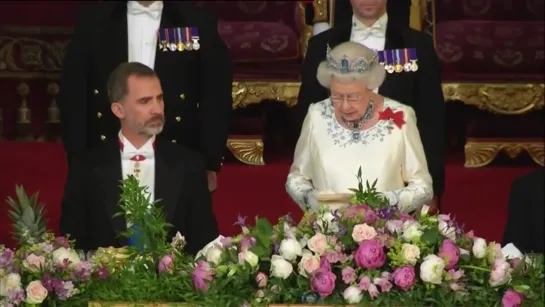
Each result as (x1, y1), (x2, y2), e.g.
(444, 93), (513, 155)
(316, 42), (386, 90)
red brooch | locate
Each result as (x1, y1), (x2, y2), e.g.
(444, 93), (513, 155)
(378, 107), (405, 129)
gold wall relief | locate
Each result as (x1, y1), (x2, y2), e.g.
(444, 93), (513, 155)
(232, 82), (301, 109)
(464, 139), (544, 167)
(312, 0), (328, 24)
(442, 83), (545, 115)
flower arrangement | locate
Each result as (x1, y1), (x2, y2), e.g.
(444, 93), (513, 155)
(1, 172), (543, 306)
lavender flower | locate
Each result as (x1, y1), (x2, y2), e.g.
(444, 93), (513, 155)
(0, 249), (15, 269)
(56, 281), (79, 300)
(234, 215), (247, 227)
(72, 261), (92, 281)
(220, 236), (233, 248)
(377, 207), (396, 219)
(7, 289), (25, 305)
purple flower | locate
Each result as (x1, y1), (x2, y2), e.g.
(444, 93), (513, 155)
(54, 237), (70, 249)
(234, 215), (247, 227)
(0, 248), (14, 269)
(7, 289), (25, 305)
(377, 207), (396, 219)
(310, 268), (336, 298)
(502, 289), (524, 307)
(192, 260), (214, 292)
(319, 257), (331, 271)
(439, 240), (460, 270)
(72, 261), (92, 281)
(239, 236), (256, 251)
(354, 239), (385, 269)
(341, 267), (356, 284)
(97, 265), (109, 280)
(364, 209), (377, 225)
(220, 236), (233, 248)
(392, 265), (416, 291)
(158, 255), (174, 273)
(41, 274), (55, 292)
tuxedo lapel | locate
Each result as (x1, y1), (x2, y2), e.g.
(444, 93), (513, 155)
(103, 3), (129, 77)
(154, 139), (181, 225)
(94, 140), (126, 237)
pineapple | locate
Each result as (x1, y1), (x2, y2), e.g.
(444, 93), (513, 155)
(6, 185), (48, 245)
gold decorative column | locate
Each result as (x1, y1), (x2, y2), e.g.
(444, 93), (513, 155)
(44, 83), (61, 142)
(16, 82), (33, 141)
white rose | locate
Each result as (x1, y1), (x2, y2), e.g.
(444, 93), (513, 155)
(298, 250), (320, 277)
(270, 255), (293, 279)
(472, 238), (487, 259)
(0, 273), (22, 296)
(343, 285), (363, 304)
(316, 212), (339, 233)
(401, 243), (421, 265)
(52, 247), (81, 266)
(402, 221), (423, 242)
(238, 250), (259, 268)
(205, 246), (223, 265)
(438, 220), (457, 241)
(351, 223), (377, 243)
(279, 238), (302, 261)
(25, 280), (48, 304)
(420, 255), (445, 284)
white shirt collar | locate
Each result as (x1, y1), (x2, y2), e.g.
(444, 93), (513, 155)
(352, 13), (388, 33)
(127, 1), (163, 20)
(118, 131), (156, 154)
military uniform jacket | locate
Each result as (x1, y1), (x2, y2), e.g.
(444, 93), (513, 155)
(58, 1), (233, 171)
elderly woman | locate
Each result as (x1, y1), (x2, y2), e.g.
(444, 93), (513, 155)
(286, 42), (433, 212)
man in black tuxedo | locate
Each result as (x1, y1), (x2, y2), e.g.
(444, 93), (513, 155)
(295, 0), (445, 209)
(502, 168), (544, 254)
(59, 1), (232, 192)
(59, 62), (219, 255)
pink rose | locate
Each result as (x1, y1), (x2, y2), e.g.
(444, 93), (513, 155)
(367, 283), (379, 299)
(358, 275), (371, 290)
(25, 280), (48, 304)
(352, 224), (377, 243)
(341, 267), (356, 284)
(323, 250), (341, 263)
(310, 268), (336, 298)
(343, 205), (369, 220)
(255, 272), (268, 288)
(354, 239), (385, 269)
(364, 209), (377, 225)
(307, 233), (328, 255)
(439, 240), (460, 270)
(392, 265), (416, 291)
(23, 254), (45, 273)
(489, 259), (512, 287)
(502, 289), (524, 307)
(298, 251), (320, 276)
(158, 255), (174, 273)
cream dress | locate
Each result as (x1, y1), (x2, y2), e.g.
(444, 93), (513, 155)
(286, 98), (433, 212)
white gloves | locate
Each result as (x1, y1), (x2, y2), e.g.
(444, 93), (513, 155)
(313, 22), (331, 35)
(381, 191), (399, 207)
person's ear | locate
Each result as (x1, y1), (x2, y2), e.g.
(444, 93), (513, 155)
(111, 102), (125, 119)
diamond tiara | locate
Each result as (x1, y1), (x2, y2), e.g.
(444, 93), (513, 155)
(326, 44), (377, 74)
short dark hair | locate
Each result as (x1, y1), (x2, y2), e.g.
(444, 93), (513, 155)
(107, 62), (157, 103)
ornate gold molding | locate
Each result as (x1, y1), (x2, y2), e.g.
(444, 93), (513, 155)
(464, 139), (544, 168)
(297, 1), (313, 58)
(312, 0), (328, 24)
(226, 137), (265, 166)
(232, 81), (300, 109)
(442, 83), (545, 115)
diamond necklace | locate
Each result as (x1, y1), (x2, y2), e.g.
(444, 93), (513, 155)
(342, 99), (375, 131)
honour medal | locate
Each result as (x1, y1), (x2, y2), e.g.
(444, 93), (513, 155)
(403, 62), (412, 72)
(411, 61), (419, 72)
(177, 41), (185, 51)
(394, 49), (403, 73)
(394, 63), (403, 73)
(185, 41), (193, 51)
(192, 39), (200, 50)
(169, 43), (177, 51)
(403, 48), (412, 72)
(385, 65), (395, 74)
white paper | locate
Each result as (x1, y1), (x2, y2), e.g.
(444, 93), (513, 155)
(195, 235), (225, 260)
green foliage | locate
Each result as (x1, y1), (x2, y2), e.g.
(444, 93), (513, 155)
(6, 185), (48, 245)
(114, 176), (171, 257)
(348, 167), (389, 208)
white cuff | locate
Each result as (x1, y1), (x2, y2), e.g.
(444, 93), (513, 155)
(313, 22), (331, 35)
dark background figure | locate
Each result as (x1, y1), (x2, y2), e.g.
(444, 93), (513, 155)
(295, 0), (445, 210)
(502, 167), (544, 254)
(58, 1), (233, 192)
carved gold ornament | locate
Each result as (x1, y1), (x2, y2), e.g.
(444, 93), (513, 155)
(465, 139), (544, 167)
(227, 137), (265, 166)
(442, 83), (544, 115)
